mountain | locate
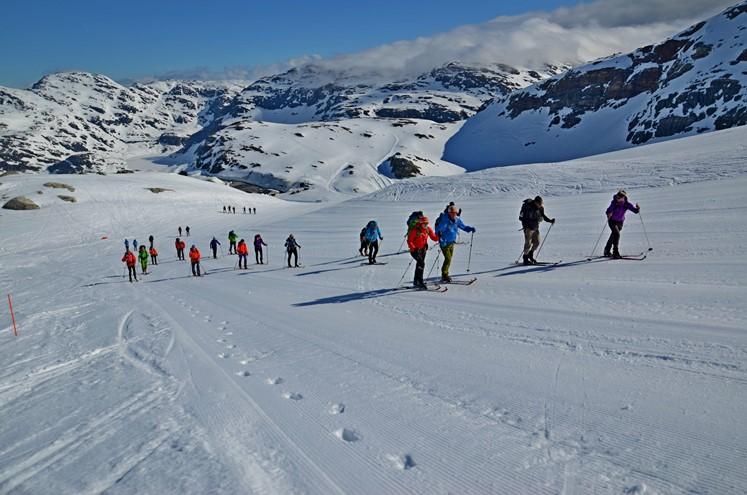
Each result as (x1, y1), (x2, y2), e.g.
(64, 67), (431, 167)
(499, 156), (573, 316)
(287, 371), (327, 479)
(443, 2), (747, 170)
(0, 72), (242, 173)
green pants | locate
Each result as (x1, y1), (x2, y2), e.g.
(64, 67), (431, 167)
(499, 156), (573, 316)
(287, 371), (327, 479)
(441, 243), (455, 277)
(140, 260), (148, 273)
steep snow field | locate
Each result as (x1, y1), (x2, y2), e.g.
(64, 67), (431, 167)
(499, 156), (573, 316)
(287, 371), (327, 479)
(1, 130), (746, 493)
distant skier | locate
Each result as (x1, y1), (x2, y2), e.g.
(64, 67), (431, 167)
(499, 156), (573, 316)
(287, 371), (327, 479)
(210, 236), (221, 259)
(178, 226), (182, 237)
(133, 239), (138, 251)
(228, 230), (238, 254)
(519, 196), (555, 265)
(254, 234), (267, 264)
(253, 207), (256, 214)
(359, 227), (369, 256)
(138, 245), (149, 274)
(407, 212), (439, 289)
(285, 234), (301, 267)
(148, 235), (154, 249)
(149, 246), (159, 265)
(121, 249), (138, 283)
(124, 239), (129, 251)
(236, 239), (248, 269)
(434, 204), (475, 282)
(363, 220), (383, 264)
(604, 189), (640, 259)
(223, 206), (226, 213)
(189, 245), (202, 276)
(175, 237), (186, 260)
(185, 226), (190, 237)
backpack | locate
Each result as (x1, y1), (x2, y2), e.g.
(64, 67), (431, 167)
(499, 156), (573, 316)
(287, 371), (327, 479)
(434, 212), (447, 232)
(406, 211), (423, 227)
(519, 199), (539, 223)
(365, 221), (378, 240)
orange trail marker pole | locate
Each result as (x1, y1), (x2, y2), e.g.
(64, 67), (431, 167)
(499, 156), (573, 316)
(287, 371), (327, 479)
(8, 294), (18, 336)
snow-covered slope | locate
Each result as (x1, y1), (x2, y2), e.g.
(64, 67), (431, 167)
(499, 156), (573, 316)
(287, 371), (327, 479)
(444, 2), (747, 170)
(1, 129), (746, 493)
(0, 72), (242, 173)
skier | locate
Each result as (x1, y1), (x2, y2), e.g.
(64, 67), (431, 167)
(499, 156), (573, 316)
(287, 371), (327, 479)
(185, 226), (190, 237)
(243, 206), (246, 214)
(604, 189), (640, 258)
(285, 234), (301, 267)
(189, 245), (202, 276)
(233, 206), (236, 214)
(444, 201), (461, 217)
(124, 239), (129, 251)
(178, 226), (182, 237)
(210, 236), (221, 259)
(253, 207), (256, 214)
(237, 239), (249, 269)
(359, 227), (369, 256)
(175, 237), (186, 260)
(122, 249), (138, 283)
(148, 235), (154, 249)
(254, 234), (267, 264)
(407, 213), (439, 289)
(519, 196), (555, 265)
(228, 230), (238, 254)
(138, 245), (149, 274)
(223, 206), (226, 213)
(363, 220), (383, 264)
(133, 239), (138, 252)
(434, 204), (475, 282)
(149, 246), (159, 265)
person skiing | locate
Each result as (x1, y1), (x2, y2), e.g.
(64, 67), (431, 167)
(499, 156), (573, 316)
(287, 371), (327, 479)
(124, 239), (129, 251)
(243, 206), (246, 214)
(223, 206), (226, 213)
(228, 230), (238, 254)
(363, 220), (383, 264)
(237, 239), (249, 269)
(210, 236), (221, 259)
(253, 207), (256, 214)
(519, 196), (555, 265)
(137, 245), (149, 274)
(133, 239), (138, 251)
(148, 235), (154, 249)
(189, 245), (202, 276)
(254, 234), (267, 264)
(434, 204), (475, 282)
(175, 237), (186, 260)
(407, 213), (439, 289)
(232, 206), (236, 214)
(122, 249), (138, 282)
(185, 226), (190, 237)
(359, 227), (369, 256)
(604, 189), (640, 258)
(178, 226), (182, 237)
(285, 234), (301, 268)
(149, 246), (159, 265)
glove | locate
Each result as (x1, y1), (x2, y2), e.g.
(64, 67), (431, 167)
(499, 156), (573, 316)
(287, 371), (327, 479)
(636, 203), (640, 210)
(468, 227), (476, 233)
(551, 218), (556, 224)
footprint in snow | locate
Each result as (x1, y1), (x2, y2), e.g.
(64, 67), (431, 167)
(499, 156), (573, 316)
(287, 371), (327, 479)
(328, 403), (345, 415)
(385, 453), (416, 470)
(224, 331), (233, 336)
(334, 428), (361, 442)
(225, 344), (236, 349)
(217, 338), (226, 343)
(266, 377), (283, 385)
(283, 392), (303, 401)
(235, 370), (251, 377)
(218, 353), (230, 359)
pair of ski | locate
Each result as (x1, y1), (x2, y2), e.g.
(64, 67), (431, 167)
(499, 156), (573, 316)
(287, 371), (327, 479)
(586, 251), (648, 261)
(398, 276), (477, 292)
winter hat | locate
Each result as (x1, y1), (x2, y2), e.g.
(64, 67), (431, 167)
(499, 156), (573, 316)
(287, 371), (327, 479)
(447, 204), (459, 214)
(534, 196), (543, 204)
(617, 189), (627, 197)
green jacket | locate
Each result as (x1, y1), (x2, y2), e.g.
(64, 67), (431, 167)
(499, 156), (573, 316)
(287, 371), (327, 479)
(139, 251), (149, 263)
(228, 232), (238, 242)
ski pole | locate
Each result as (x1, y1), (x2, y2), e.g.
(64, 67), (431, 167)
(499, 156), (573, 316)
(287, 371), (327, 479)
(397, 234), (406, 254)
(427, 247), (441, 279)
(396, 253), (415, 287)
(122, 265), (126, 279)
(638, 212), (653, 251)
(589, 219), (608, 258)
(467, 232), (474, 272)
(535, 223), (553, 261)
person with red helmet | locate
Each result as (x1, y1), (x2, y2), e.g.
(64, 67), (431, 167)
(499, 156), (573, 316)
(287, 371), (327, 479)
(175, 238), (186, 260)
(121, 249), (138, 283)
(237, 239), (249, 269)
(189, 245), (202, 276)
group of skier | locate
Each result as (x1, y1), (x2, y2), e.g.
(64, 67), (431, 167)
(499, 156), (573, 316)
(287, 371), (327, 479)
(222, 205), (257, 214)
(120, 189), (642, 287)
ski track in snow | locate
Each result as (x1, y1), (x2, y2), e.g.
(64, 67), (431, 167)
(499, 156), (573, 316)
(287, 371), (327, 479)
(1, 139), (747, 493)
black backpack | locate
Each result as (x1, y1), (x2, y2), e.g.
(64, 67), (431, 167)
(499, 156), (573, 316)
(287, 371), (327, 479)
(519, 199), (539, 222)
(406, 211), (423, 227)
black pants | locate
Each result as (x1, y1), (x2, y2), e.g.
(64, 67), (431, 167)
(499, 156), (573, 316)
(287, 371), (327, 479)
(359, 239), (369, 255)
(255, 248), (263, 264)
(177, 249), (184, 260)
(151, 255), (158, 265)
(238, 254), (248, 269)
(605, 220), (624, 255)
(287, 248), (298, 267)
(229, 241), (236, 254)
(411, 248), (426, 286)
(127, 265), (137, 282)
(212, 247), (217, 259)
(368, 241), (379, 263)
(191, 261), (201, 276)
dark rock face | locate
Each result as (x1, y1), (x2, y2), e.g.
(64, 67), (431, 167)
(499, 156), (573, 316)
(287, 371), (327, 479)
(48, 153), (101, 174)
(386, 154), (421, 179)
(158, 134), (189, 146)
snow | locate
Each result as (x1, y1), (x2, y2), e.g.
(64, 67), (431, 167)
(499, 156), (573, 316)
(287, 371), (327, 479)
(1, 129), (746, 493)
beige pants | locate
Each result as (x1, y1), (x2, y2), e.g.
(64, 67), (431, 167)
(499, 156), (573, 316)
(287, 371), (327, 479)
(523, 228), (540, 256)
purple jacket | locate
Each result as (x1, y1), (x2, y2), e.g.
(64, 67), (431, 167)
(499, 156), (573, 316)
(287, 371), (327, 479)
(253, 237), (267, 250)
(606, 197), (639, 222)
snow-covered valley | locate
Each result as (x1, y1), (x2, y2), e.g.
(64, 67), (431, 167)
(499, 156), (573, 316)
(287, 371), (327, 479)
(1, 127), (746, 493)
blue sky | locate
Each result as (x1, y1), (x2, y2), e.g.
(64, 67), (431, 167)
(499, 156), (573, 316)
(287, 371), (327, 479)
(1, 0), (731, 88)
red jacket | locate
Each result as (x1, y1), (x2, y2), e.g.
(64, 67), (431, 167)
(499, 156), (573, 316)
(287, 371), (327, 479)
(407, 217), (438, 251)
(149, 247), (158, 256)
(237, 242), (248, 255)
(175, 240), (186, 250)
(189, 248), (201, 262)
(122, 251), (136, 267)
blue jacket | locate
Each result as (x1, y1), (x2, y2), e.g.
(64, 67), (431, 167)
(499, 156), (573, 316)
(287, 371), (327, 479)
(435, 213), (474, 246)
(364, 224), (383, 242)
